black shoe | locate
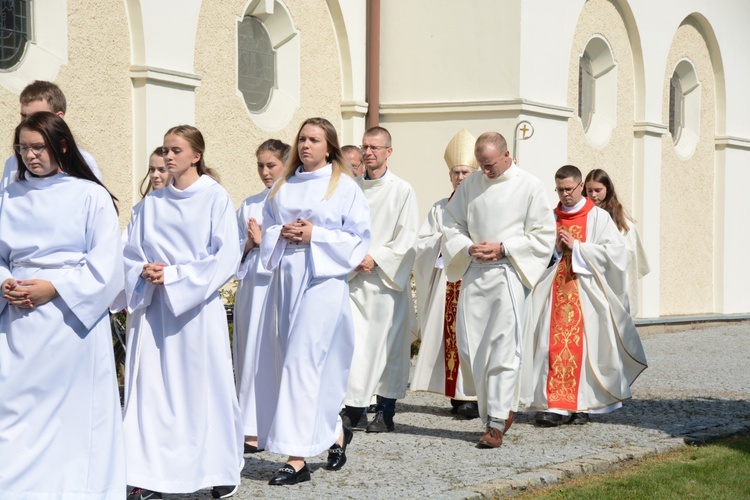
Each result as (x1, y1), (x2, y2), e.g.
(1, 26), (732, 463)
(367, 404), (377, 413)
(535, 412), (565, 427)
(211, 485), (238, 498)
(325, 426), (353, 471)
(268, 463), (311, 486)
(128, 488), (162, 500)
(456, 402), (479, 419)
(568, 412), (590, 425)
(365, 411), (394, 432)
(244, 443), (264, 454)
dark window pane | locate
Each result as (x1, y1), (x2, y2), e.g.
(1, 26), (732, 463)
(0, 0), (29, 70)
(238, 16), (275, 113)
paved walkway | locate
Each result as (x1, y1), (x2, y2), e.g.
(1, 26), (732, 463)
(170, 322), (750, 499)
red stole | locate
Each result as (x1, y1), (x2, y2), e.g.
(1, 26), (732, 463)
(443, 280), (461, 396)
(546, 198), (595, 410)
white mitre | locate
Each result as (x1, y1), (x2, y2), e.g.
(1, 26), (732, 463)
(444, 129), (479, 170)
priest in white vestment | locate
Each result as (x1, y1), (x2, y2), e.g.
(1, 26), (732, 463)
(343, 126), (419, 433)
(411, 129), (479, 417)
(520, 165), (648, 427)
(122, 126), (243, 498)
(0, 112), (125, 498)
(441, 132), (556, 448)
(254, 118), (371, 485)
(234, 139), (289, 454)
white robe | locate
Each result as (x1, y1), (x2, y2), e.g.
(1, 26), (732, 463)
(622, 221), (650, 318)
(519, 205), (648, 412)
(344, 169), (419, 407)
(441, 165), (556, 424)
(122, 175), (243, 493)
(411, 197), (474, 400)
(1, 150), (101, 193)
(0, 173), (125, 499)
(233, 188), (271, 437)
(255, 165), (370, 457)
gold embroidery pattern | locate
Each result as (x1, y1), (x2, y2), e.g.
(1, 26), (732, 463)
(443, 279), (461, 396)
(546, 223), (584, 409)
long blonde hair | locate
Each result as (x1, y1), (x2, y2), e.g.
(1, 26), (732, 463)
(269, 117), (351, 200)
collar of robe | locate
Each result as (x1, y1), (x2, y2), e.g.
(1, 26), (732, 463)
(296, 163), (332, 179)
(482, 163), (518, 184)
(167, 174), (216, 199)
(23, 171), (72, 190)
(555, 197), (595, 220)
(362, 167), (389, 185)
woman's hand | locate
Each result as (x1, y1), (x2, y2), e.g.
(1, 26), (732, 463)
(3, 279), (58, 308)
(280, 219), (313, 244)
(141, 262), (167, 285)
(247, 217), (262, 247)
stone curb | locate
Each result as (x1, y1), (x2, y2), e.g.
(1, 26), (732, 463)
(441, 420), (750, 500)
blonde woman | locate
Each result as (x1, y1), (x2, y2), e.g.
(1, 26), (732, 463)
(254, 118), (371, 485)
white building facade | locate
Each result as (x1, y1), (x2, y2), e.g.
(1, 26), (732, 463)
(0, 0), (747, 319)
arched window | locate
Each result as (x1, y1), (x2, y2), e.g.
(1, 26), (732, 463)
(578, 54), (594, 131)
(577, 36), (617, 147)
(669, 59), (700, 157)
(0, 0), (29, 70)
(238, 16), (275, 113)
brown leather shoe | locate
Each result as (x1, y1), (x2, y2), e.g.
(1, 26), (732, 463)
(477, 426), (503, 448)
(504, 411), (514, 434)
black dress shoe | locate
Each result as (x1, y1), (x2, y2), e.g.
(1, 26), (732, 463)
(128, 488), (162, 499)
(325, 426), (353, 471)
(568, 412), (590, 425)
(243, 443), (264, 454)
(456, 402), (480, 419)
(268, 463), (311, 486)
(535, 412), (565, 427)
(365, 411), (394, 432)
(211, 484), (238, 498)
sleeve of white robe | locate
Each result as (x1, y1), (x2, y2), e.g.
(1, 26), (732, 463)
(501, 181), (556, 290)
(123, 202), (156, 313)
(369, 185), (419, 291)
(577, 210), (629, 301)
(161, 193), (241, 317)
(236, 203), (252, 280)
(259, 193), (286, 272)
(441, 181), (474, 283)
(309, 186), (372, 278)
(47, 191), (124, 330)
(413, 202), (443, 328)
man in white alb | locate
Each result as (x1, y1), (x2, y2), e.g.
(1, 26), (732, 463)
(343, 126), (419, 433)
(441, 132), (555, 448)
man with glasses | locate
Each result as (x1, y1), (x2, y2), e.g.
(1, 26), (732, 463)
(1, 81), (101, 193)
(441, 132), (555, 448)
(342, 126), (419, 433)
(342, 145), (365, 177)
(519, 165), (647, 428)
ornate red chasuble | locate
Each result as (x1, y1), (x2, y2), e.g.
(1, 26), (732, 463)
(546, 198), (595, 410)
(443, 279), (461, 396)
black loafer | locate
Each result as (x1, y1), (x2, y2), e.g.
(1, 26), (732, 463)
(325, 426), (353, 471)
(535, 412), (565, 427)
(268, 463), (311, 486)
(456, 402), (480, 419)
(568, 412), (590, 425)
(243, 443), (264, 454)
(211, 485), (238, 498)
(365, 411), (394, 432)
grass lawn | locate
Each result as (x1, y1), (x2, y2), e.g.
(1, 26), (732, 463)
(519, 435), (750, 499)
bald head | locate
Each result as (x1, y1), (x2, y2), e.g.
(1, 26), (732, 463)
(474, 132), (511, 180)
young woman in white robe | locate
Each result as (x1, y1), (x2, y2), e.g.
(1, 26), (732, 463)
(234, 139), (290, 453)
(122, 125), (243, 499)
(0, 111), (125, 498)
(584, 169), (651, 317)
(254, 117), (371, 485)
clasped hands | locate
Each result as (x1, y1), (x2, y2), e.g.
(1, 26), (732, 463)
(2, 278), (58, 309)
(141, 263), (166, 285)
(469, 241), (505, 262)
(246, 217), (262, 249)
(280, 219), (313, 245)
(555, 229), (575, 253)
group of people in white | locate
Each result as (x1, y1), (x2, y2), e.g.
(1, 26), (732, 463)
(0, 81), (648, 499)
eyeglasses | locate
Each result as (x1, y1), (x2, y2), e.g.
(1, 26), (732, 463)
(555, 182), (583, 195)
(15, 143), (47, 156)
(360, 145), (388, 152)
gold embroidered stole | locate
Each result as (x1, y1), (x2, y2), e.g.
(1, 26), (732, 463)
(443, 279), (461, 396)
(546, 199), (594, 410)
